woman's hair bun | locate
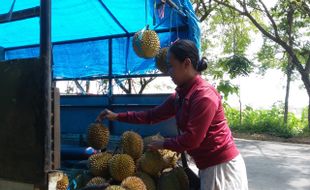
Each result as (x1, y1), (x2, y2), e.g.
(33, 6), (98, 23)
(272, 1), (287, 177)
(197, 57), (208, 72)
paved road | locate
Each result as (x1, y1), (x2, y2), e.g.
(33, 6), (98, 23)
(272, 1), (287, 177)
(236, 139), (310, 190)
(189, 139), (310, 190)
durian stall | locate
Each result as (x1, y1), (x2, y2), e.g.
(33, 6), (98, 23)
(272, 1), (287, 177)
(0, 0), (201, 189)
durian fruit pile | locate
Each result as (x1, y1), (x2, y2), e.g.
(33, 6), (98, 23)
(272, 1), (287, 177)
(65, 125), (189, 190)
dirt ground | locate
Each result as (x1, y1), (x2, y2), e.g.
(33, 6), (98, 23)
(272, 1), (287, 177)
(233, 132), (310, 144)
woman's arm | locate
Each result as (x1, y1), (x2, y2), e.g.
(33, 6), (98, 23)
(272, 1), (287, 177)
(97, 93), (177, 124)
(163, 88), (219, 152)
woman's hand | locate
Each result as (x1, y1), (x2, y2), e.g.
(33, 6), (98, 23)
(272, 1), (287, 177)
(96, 109), (118, 122)
(147, 139), (164, 150)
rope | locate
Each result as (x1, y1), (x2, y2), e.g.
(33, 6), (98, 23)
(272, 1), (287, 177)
(8, 0), (17, 21)
(175, 9), (179, 40)
(169, 9), (174, 45)
(145, 0), (148, 26)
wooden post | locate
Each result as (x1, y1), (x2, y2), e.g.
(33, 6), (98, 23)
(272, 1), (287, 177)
(0, 47), (4, 61)
(40, 0), (52, 175)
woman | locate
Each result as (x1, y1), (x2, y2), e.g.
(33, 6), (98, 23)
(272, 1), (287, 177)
(96, 40), (248, 190)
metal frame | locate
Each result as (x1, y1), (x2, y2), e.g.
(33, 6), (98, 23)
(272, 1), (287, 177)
(108, 38), (114, 131)
(40, 0), (52, 187)
(0, 6), (40, 24)
(54, 73), (169, 81)
(4, 26), (187, 51)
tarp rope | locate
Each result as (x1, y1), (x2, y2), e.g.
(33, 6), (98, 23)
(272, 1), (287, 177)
(7, 0), (17, 21)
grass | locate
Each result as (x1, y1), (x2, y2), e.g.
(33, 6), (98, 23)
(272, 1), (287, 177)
(224, 103), (310, 139)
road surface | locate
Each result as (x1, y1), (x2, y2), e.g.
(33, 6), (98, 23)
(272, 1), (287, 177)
(189, 139), (310, 190)
(236, 139), (310, 190)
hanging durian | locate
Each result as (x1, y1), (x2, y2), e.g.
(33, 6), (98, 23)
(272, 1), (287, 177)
(88, 152), (112, 177)
(121, 131), (143, 160)
(109, 154), (135, 181)
(133, 25), (160, 58)
(87, 123), (110, 150)
(155, 47), (169, 73)
(121, 176), (147, 190)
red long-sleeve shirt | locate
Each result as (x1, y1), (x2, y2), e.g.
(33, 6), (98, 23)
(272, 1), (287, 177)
(117, 75), (239, 169)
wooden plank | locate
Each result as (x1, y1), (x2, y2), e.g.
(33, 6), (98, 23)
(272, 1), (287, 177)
(0, 58), (46, 184)
(0, 47), (4, 61)
(0, 178), (34, 190)
(53, 87), (61, 169)
(47, 171), (63, 190)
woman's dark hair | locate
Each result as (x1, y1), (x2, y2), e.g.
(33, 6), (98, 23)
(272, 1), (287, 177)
(169, 39), (208, 72)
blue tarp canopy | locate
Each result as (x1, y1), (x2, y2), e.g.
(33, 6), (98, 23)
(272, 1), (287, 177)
(0, 0), (200, 79)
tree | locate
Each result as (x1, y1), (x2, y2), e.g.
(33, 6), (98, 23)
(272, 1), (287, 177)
(208, 0), (310, 129)
(257, 37), (294, 125)
(192, 1), (254, 126)
(193, 0), (310, 128)
(115, 77), (156, 94)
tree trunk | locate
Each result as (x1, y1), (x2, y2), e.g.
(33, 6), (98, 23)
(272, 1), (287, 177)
(239, 93), (242, 126)
(284, 62), (292, 125)
(128, 79), (132, 94)
(308, 97), (310, 130)
(284, 5), (294, 126)
(86, 80), (90, 93)
(298, 68), (310, 130)
(238, 78), (242, 126)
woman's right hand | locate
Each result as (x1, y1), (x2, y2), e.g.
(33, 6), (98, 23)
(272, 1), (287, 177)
(96, 109), (118, 122)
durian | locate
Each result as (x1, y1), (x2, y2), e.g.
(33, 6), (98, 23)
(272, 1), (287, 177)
(158, 149), (180, 169)
(56, 174), (69, 190)
(109, 154), (135, 181)
(172, 167), (190, 190)
(155, 47), (169, 73)
(136, 172), (156, 190)
(121, 131), (143, 160)
(140, 150), (165, 177)
(144, 134), (180, 169)
(86, 176), (106, 186)
(121, 176), (147, 190)
(143, 133), (164, 151)
(87, 123), (110, 150)
(88, 152), (112, 177)
(135, 157), (142, 171)
(105, 185), (126, 190)
(133, 27), (160, 58)
(157, 169), (181, 190)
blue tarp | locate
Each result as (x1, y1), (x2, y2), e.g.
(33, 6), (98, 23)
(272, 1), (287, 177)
(0, 0), (200, 79)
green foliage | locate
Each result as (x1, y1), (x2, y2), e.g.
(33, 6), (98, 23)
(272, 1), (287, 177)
(224, 104), (308, 138)
(220, 55), (253, 78)
(217, 80), (238, 100)
(257, 38), (286, 74)
(200, 5), (256, 98)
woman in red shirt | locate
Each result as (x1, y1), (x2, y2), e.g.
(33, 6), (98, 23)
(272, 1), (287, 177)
(97, 40), (248, 190)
